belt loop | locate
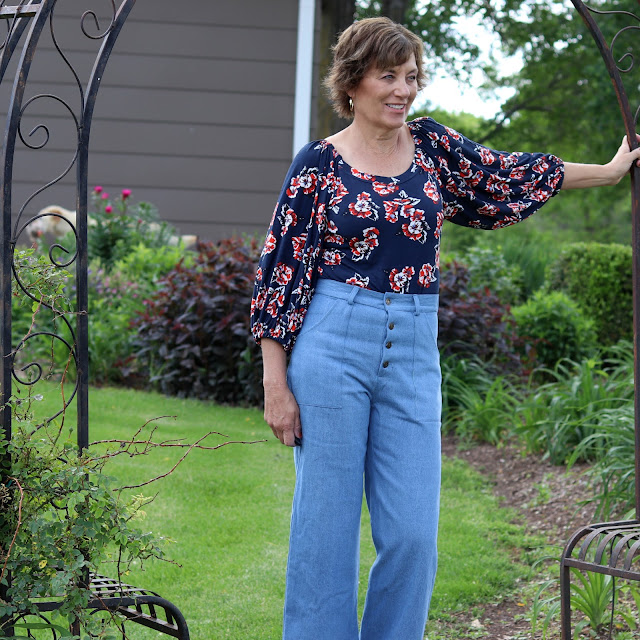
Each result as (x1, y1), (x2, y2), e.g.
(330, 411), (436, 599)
(412, 294), (420, 316)
(347, 285), (359, 305)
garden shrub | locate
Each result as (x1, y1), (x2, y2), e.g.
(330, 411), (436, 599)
(464, 244), (524, 306)
(438, 260), (523, 375)
(546, 242), (632, 345)
(131, 236), (263, 405)
(87, 186), (178, 271)
(87, 244), (190, 384)
(512, 290), (597, 371)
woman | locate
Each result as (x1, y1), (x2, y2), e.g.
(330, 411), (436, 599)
(250, 17), (640, 640)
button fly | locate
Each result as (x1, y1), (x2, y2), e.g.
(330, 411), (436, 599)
(385, 298), (391, 305)
(382, 361), (389, 368)
(386, 341), (392, 349)
(388, 322), (395, 330)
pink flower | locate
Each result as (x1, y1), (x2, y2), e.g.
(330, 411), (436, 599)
(102, 192), (109, 200)
(122, 189), (132, 199)
(105, 205), (113, 213)
(94, 185), (103, 193)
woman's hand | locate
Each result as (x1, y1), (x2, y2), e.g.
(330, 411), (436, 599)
(261, 338), (302, 447)
(605, 134), (640, 184)
(562, 134), (640, 189)
(263, 381), (302, 447)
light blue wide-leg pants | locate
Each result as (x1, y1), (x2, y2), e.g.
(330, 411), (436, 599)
(283, 279), (442, 640)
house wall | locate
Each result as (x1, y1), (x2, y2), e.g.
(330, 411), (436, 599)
(5, 0), (311, 243)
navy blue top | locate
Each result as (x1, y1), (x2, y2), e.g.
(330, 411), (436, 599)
(251, 117), (564, 352)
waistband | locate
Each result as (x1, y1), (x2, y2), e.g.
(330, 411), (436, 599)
(315, 278), (439, 314)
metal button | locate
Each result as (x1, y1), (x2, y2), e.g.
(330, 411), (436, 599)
(385, 298), (391, 305)
(382, 361), (389, 368)
(388, 322), (395, 330)
(386, 341), (392, 349)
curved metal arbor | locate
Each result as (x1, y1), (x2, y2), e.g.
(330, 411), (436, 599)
(0, 1), (189, 637)
(561, 2), (640, 638)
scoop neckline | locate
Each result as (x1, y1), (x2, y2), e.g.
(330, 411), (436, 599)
(323, 137), (420, 184)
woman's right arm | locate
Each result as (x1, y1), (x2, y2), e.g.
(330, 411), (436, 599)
(261, 338), (302, 448)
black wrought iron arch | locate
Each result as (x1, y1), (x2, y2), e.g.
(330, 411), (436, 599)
(0, 1), (190, 637)
(561, 1), (640, 638)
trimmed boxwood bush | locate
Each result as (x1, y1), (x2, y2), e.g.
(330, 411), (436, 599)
(131, 236), (263, 405)
(546, 242), (632, 345)
(512, 289), (597, 370)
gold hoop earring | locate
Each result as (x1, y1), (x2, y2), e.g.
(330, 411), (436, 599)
(349, 97), (354, 112)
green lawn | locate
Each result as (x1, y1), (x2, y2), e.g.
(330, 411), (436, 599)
(29, 384), (534, 639)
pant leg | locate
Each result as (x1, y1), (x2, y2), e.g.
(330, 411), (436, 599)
(360, 300), (442, 640)
(283, 289), (377, 640)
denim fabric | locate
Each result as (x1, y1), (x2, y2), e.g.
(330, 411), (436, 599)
(284, 279), (442, 640)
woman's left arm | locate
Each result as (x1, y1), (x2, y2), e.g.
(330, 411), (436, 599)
(562, 136), (640, 189)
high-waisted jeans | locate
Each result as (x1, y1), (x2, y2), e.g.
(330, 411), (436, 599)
(283, 278), (442, 640)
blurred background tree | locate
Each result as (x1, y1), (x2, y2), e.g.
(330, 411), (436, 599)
(319, 0), (635, 247)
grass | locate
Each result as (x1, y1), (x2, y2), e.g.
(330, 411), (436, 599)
(24, 383), (537, 639)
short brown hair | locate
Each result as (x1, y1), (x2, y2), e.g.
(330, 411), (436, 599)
(323, 17), (426, 120)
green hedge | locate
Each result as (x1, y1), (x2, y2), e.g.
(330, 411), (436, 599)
(512, 290), (596, 370)
(546, 242), (632, 346)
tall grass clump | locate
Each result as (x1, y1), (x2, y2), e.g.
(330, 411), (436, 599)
(514, 343), (634, 467)
(441, 354), (522, 445)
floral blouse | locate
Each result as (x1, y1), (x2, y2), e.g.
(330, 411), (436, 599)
(250, 117), (565, 352)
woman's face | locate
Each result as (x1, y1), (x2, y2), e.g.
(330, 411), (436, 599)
(351, 55), (418, 131)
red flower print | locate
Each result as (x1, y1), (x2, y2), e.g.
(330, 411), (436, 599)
(532, 157), (550, 174)
(528, 188), (549, 203)
(263, 231), (277, 254)
(325, 220), (345, 245)
(414, 148), (435, 173)
(509, 166), (527, 180)
(402, 217), (429, 244)
(256, 267), (263, 282)
(274, 263), (294, 286)
(389, 266), (415, 293)
(445, 126), (463, 142)
(323, 248), (345, 266)
(349, 226), (380, 261)
(384, 200), (400, 223)
(492, 216), (520, 229)
(372, 180), (399, 196)
(419, 263), (436, 288)
(477, 203), (500, 217)
(476, 145), (496, 166)
(346, 273), (370, 288)
(507, 201), (529, 215)
(292, 233), (308, 261)
(499, 154), (519, 170)
(443, 202), (464, 219)
(266, 292), (286, 318)
(287, 308), (306, 333)
(423, 180), (440, 203)
(348, 192), (380, 220)
(548, 168), (563, 190)
(253, 287), (267, 311)
(277, 204), (298, 234)
(445, 177), (468, 198)
(485, 174), (510, 195)
(440, 135), (451, 152)
(287, 167), (318, 197)
(426, 131), (439, 148)
(351, 167), (375, 181)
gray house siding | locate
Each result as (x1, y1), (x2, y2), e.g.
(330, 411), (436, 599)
(7, 0), (306, 243)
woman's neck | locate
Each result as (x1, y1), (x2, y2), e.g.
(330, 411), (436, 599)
(327, 121), (414, 177)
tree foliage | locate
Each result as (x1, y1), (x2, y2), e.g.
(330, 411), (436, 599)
(353, 0), (639, 243)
